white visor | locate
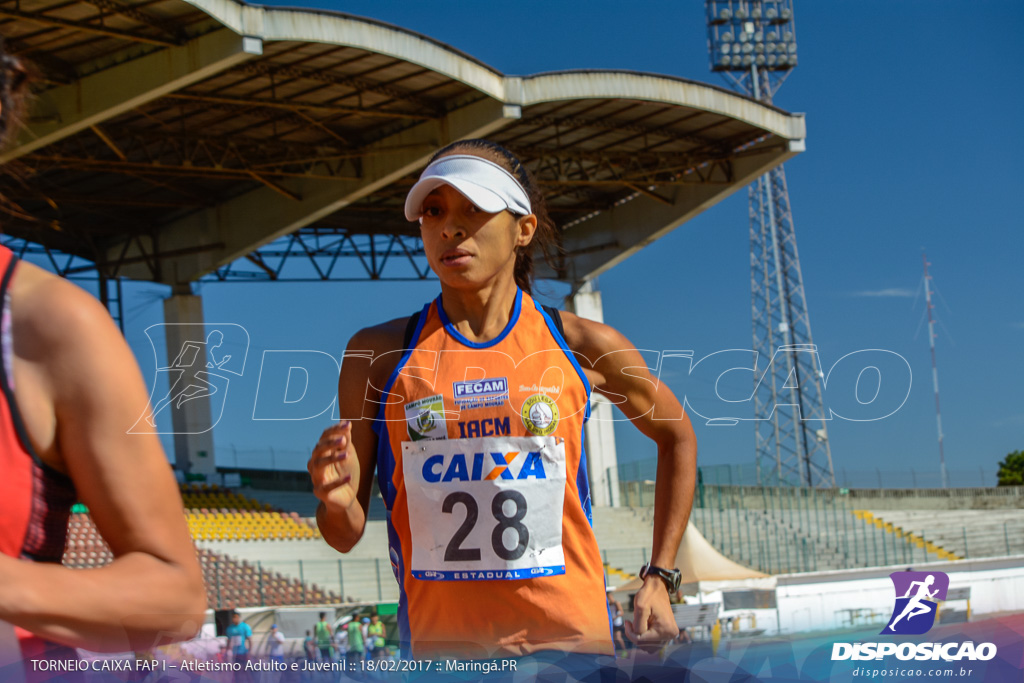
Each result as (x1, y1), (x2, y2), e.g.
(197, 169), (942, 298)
(404, 154), (532, 221)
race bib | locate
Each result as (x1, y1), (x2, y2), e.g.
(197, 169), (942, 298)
(402, 436), (566, 581)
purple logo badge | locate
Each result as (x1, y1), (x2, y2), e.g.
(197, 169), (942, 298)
(882, 571), (949, 635)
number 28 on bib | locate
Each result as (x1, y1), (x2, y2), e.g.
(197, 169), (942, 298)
(402, 436), (567, 581)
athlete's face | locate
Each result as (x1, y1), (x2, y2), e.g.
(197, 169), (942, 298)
(418, 178), (537, 291)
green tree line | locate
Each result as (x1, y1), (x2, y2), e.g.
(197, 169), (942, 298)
(997, 449), (1024, 486)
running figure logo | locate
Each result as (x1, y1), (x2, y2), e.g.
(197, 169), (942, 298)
(130, 324), (249, 434)
(882, 571), (949, 635)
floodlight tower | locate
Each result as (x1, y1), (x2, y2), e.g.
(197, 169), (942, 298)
(706, 0), (835, 487)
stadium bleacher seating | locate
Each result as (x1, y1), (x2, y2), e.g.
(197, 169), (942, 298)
(62, 486), (340, 609)
(185, 510), (319, 541)
(63, 513), (114, 567)
(196, 548), (341, 608)
(65, 481), (1023, 604)
(179, 484), (321, 541)
(858, 509), (1024, 561)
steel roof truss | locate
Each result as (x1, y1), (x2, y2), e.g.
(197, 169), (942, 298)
(0, 5), (176, 47)
(0, 28), (262, 163)
(107, 96), (519, 284)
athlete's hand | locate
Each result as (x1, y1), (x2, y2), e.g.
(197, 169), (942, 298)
(308, 421), (360, 512)
(625, 576), (679, 653)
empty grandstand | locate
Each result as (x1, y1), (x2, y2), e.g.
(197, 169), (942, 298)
(63, 486), (342, 610)
(614, 462), (1024, 578)
(196, 548), (340, 609)
(60, 468), (1024, 612)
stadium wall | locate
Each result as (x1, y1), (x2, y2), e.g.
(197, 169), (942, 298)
(704, 556), (1024, 636)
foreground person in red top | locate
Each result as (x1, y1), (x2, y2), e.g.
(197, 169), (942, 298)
(0, 40), (205, 669)
(309, 139), (696, 659)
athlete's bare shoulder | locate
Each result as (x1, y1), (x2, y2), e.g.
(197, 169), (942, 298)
(344, 316), (411, 387)
(558, 307), (688, 428)
(557, 309), (662, 400)
(9, 260), (121, 366)
(8, 260), (154, 473)
(347, 316), (408, 356)
(556, 309), (630, 360)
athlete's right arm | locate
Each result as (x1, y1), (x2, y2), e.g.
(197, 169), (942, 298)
(310, 320), (405, 552)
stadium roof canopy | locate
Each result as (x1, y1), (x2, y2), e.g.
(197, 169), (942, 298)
(0, 0), (806, 288)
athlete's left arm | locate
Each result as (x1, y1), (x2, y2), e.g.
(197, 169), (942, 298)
(562, 312), (697, 649)
(0, 275), (206, 651)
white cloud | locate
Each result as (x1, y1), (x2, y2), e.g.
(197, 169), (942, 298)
(851, 288), (916, 298)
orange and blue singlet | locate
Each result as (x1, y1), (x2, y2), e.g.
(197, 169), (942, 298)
(373, 288), (613, 658)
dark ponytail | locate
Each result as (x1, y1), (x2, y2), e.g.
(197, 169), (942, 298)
(429, 139), (562, 295)
(0, 38), (35, 224)
(0, 38), (30, 148)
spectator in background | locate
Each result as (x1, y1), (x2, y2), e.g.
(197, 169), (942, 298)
(367, 614), (386, 660)
(607, 589), (628, 657)
(314, 612), (333, 661)
(225, 612), (253, 681)
(299, 629), (317, 683)
(333, 620), (348, 661)
(267, 624), (285, 665)
(346, 617), (364, 668)
(303, 630), (317, 661)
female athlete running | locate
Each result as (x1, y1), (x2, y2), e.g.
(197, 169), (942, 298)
(309, 139), (696, 659)
(0, 40), (206, 665)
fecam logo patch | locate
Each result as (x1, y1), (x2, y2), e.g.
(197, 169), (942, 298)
(452, 377), (508, 410)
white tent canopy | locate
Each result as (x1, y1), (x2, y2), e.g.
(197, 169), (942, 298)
(612, 522), (770, 594)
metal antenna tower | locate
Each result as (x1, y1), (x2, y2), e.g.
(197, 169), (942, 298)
(921, 251), (949, 488)
(705, 0), (834, 487)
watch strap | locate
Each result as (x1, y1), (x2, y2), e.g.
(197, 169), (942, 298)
(639, 563), (681, 592)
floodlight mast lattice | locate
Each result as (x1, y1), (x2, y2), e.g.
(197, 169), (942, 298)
(706, 0), (835, 487)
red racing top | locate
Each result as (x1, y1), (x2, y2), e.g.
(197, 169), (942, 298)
(0, 245), (78, 666)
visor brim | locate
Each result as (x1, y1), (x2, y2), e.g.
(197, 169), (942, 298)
(404, 176), (514, 221)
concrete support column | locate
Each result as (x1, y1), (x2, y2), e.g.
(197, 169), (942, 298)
(568, 280), (621, 507)
(161, 291), (217, 480)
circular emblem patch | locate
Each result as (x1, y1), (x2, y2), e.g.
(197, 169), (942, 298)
(404, 394), (447, 441)
(521, 393), (559, 436)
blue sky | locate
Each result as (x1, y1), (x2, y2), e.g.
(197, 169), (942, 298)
(98, 1), (1023, 485)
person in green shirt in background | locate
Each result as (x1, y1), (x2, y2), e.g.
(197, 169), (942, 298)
(367, 613), (386, 660)
(346, 617), (364, 668)
(314, 612), (333, 661)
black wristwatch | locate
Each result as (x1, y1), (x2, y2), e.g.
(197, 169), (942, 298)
(639, 563), (681, 593)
